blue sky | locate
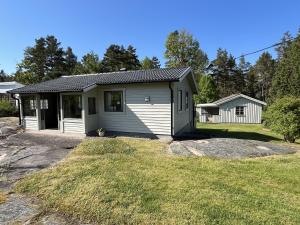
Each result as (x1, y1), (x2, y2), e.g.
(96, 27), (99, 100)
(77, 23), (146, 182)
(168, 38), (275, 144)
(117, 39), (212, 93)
(0, 0), (299, 74)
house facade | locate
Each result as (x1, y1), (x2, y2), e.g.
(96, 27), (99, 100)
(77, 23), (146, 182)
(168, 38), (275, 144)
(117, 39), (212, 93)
(10, 67), (197, 137)
(197, 94), (267, 124)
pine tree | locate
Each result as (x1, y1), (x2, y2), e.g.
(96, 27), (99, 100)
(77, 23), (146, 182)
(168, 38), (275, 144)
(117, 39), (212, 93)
(74, 52), (102, 74)
(141, 56), (161, 69)
(65, 47), (77, 75)
(194, 75), (218, 103)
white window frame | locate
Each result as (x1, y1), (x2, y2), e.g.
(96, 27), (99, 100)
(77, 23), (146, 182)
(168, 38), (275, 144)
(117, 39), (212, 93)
(103, 89), (126, 114)
(235, 106), (245, 116)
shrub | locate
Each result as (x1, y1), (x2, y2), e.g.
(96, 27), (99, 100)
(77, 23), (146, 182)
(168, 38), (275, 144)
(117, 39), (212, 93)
(0, 100), (16, 117)
(263, 97), (300, 143)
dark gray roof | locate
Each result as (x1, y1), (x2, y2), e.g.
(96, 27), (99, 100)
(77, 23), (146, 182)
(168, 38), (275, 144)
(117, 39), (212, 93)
(9, 67), (191, 94)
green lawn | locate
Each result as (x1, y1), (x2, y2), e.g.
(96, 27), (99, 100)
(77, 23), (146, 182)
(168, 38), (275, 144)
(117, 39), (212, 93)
(197, 123), (300, 144)
(15, 137), (300, 225)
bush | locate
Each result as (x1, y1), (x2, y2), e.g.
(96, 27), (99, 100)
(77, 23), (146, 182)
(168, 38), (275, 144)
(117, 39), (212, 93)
(263, 97), (300, 143)
(0, 100), (16, 117)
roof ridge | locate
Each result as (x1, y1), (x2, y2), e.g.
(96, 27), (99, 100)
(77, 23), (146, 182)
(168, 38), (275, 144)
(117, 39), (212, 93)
(61, 67), (190, 78)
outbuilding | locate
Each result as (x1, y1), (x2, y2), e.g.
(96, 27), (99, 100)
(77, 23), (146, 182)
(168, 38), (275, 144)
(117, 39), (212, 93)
(197, 94), (267, 124)
(9, 67), (197, 137)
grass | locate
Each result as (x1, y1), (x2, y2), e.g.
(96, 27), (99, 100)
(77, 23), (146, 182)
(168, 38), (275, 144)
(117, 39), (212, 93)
(15, 137), (300, 225)
(197, 123), (300, 145)
(0, 191), (7, 204)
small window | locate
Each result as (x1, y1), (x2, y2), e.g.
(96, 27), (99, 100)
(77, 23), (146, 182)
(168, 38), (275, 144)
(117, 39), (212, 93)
(178, 90), (182, 111)
(63, 95), (82, 118)
(236, 106), (245, 116)
(40, 99), (48, 109)
(88, 97), (96, 115)
(185, 92), (189, 110)
(22, 96), (36, 117)
(104, 91), (123, 112)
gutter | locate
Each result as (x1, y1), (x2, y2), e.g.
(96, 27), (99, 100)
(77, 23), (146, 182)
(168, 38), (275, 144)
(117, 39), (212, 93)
(10, 93), (21, 125)
(168, 82), (174, 137)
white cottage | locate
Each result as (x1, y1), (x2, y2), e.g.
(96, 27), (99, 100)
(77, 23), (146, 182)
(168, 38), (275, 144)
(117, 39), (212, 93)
(197, 94), (267, 124)
(9, 67), (197, 137)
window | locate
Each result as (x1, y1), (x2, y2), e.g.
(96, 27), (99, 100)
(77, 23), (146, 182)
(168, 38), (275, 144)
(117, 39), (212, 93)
(178, 90), (182, 111)
(236, 106), (245, 116)
(185, 92), (189, 110)
(104, 91), (123, 112)
(40, 99), (48, 109)
(63, 95), (82, 118)
(22, 96), (36, 117)
(88, 97), (96, 115)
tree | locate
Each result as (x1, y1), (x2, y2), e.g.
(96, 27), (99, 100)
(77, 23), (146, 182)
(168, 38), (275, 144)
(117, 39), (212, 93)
(194, 75), (218, 103)
(271, 32), (300, 99)
(74, 52), (102, 74)
(245, 66), (259, 98)
(164, 30), (208, 80)
(0, 70), (13, 82)
(141, 56), (160, 69)
(15, 35), (78, 84)
(253, 52), (276, 101)
(275, 32), (293, 60)
(101, 44), (141, 72)
(210, 48), (238, 97)
(64, 47), (77, 75)
(263, 97), (300, 143)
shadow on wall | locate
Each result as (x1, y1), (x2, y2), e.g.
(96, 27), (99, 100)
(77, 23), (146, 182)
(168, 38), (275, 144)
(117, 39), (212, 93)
(195, 128), (281, 142)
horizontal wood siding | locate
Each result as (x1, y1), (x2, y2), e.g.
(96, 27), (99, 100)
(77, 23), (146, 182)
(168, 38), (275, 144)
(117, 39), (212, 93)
(24, 117), (38, 130)
(63, 119), (85, 133)
(219, 97), (262, 123)
(98, 83), (171, 135)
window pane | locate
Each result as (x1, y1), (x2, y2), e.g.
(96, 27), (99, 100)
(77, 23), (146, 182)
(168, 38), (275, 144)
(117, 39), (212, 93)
(104, 91), (123, 112)
(185, 92), (189, 109)
(88, 97), (96, 115)
(22, 96), (36, 117)
(178, 90), (182, 111)
(63, 95), (82, 118)
(236, 106), (244, 116)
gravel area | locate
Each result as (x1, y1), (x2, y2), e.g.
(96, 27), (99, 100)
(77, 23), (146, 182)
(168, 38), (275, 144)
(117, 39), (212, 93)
(169, 138), (297, 159)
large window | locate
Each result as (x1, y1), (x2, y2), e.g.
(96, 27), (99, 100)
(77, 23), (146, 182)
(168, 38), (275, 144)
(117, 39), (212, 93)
(236, 106), (245, 116)
(104, 91), (123, 112)
(88, 97), (96, 115)
(63, 95), (82, 118)
(22, 96), (36, 117)
(178, 90), (182, 111)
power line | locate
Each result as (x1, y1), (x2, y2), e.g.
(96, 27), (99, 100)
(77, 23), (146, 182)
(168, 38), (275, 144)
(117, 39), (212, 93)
(234, 37), (295, 60)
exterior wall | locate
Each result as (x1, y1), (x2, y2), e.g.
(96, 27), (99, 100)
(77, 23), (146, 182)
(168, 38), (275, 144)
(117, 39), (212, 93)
(97, 83), (171, 135)
(218, 97), (262, 123)
(20, 94), (39, 131)
(173, 77), (194, 135)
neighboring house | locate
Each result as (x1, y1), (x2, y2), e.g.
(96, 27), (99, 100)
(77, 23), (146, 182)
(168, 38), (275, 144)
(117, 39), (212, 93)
(9, 67), (197, 137)
(197, 94), (267, 124)
(0, 81), (24, 108)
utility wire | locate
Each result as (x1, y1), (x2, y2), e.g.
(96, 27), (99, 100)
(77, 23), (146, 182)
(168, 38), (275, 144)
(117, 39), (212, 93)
(234, 37), (295, 60)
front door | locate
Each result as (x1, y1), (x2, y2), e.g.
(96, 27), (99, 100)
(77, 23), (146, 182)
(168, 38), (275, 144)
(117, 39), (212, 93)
(40, 94), (59, 129)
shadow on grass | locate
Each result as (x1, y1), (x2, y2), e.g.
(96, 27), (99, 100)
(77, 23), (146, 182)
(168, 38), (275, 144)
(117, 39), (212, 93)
(194, 128), (282, 142)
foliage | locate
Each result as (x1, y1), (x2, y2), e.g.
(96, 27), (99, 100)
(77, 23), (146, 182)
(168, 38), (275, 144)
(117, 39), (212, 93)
(16, 137), (300, 224)
(194, 74), (218, 103)
(73, 52), (102, 74)
(0, 100), (16, 117)
(165, 30), (208, 81)
(141, 56), (160, 69)
(263, 97), (300, 143)
(15, 35), (78, 84)
(252, 52), (276, 101)
(101, 44), (141, 72)
(271, 32), (300, 99)
(0, 70), (13, 82)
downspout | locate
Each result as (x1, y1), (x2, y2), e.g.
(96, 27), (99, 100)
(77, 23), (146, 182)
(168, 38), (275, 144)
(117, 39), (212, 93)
(11, 93), (21, 125)
(168, 82), (174, 137)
